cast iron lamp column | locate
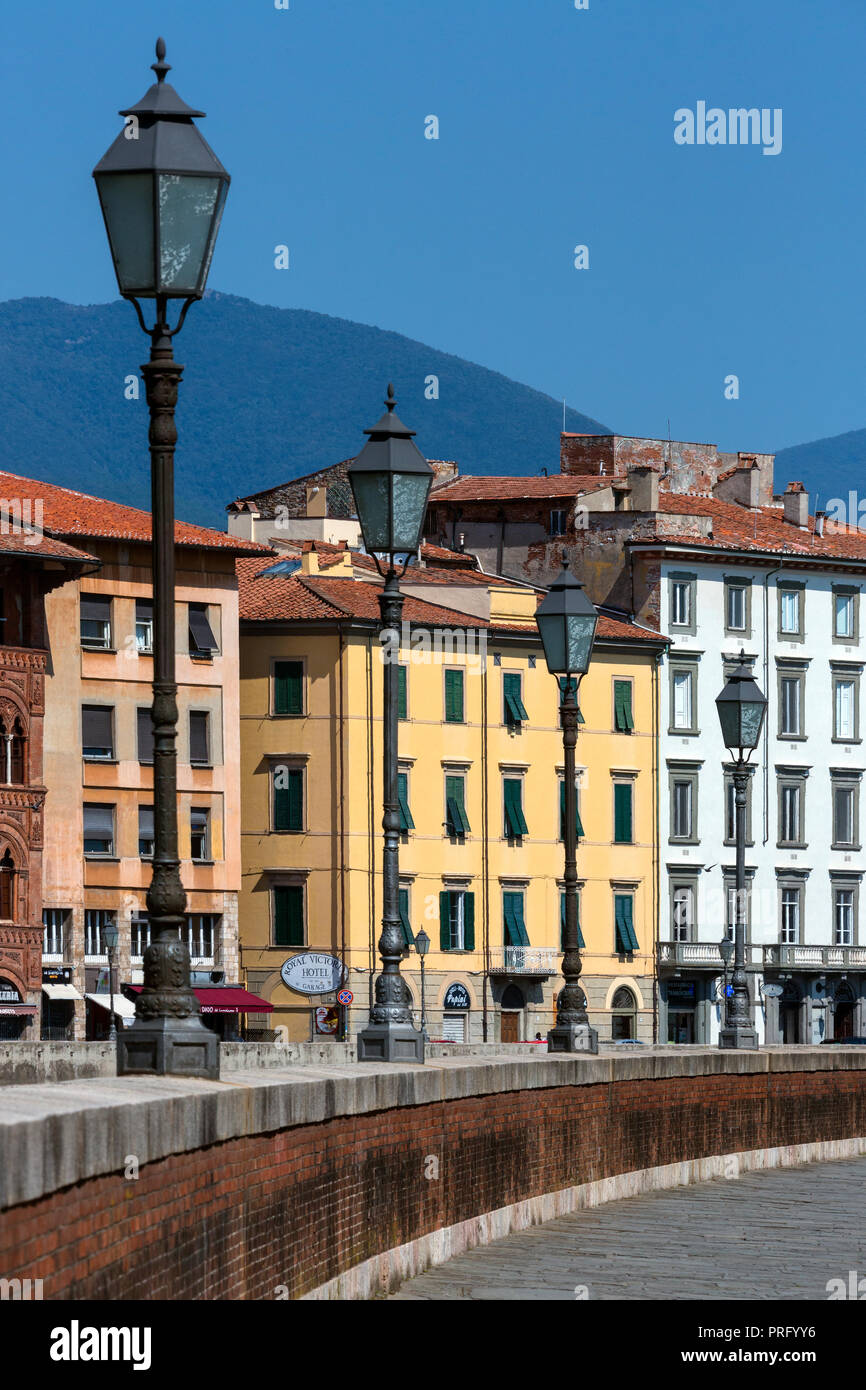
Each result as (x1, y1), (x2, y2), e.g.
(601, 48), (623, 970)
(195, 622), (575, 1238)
(716, 651), (767, 1050)
(93, 39), (229, 1078)
(348, 388), (433, 1063)
(104, 922), (119, 1043)
(537, 563), (599, 1054)
(414, 927), (431, 1040)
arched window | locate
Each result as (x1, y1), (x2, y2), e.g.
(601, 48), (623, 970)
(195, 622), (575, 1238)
(611, 985), (638, 1041)
(0, 848), (15, 920)
(0, 716), (26, 785)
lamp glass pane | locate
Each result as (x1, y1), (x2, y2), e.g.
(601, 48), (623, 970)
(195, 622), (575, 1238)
(738, 700), (765, 749)
(96, 172), (155, 294)
(566, 615), (596, 676)
(158, 174), (222, 294)
(350, 472), (392, 553)
(390, 472), (431, 554)
(538, 615), (566, 674)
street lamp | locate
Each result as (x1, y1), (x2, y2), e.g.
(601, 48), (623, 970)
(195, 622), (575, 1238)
(414, 927), (431, 1040)
(348, 386), (433, 1063)
(715, 650), (767, 1049)
(103, 922), (119, 1043)
(537, 562), (599, 1054)
(93, 39), (229, 1079)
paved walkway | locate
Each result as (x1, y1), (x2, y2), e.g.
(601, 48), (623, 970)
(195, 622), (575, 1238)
(390, 1158), (866, 1300)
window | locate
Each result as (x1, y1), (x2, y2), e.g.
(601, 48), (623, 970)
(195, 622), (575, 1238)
(0, 849), (14, 921)
(834, 887), (855, 946)
(397, 665), (408, 721)
(185, 914), (217, 959)
(503, 672), (528, 730)
(503, 891), (530, 946)
(135, 600), (153, 654)
(611, 986), (638, 1041)
(439, 889), (475, 951)
(85, 909), (114, 957)
(778, 584), (804, 639)
(273, 884), (304, 947)
(445, 774), (470, 837)
(273, 765), (303, 833)
(832, 782), (858, 848)
(444, 668), (464, 723)
(614, 894), (639, 953)
(669, 574), (695, 631)
(559, 892), (586, 949)
(503, 778), (528, 838)
(83, 804), (114, 857)
(189, 710), (210, 765)
(138, 805), (154, 858)
(613, 679), (634, 732)
(671, 884), (694, 943)
(778, 781), (803, 846)
(42, 908), (68, 958)
(833, 676), (858, 741)
(725, 580), (750, 635)
(0, 716), (26, 786)
(273, 660), (303, 716)
(559, 779), (584, 841)
(780, 886), (801, 944)
(613, 781), (633, 844)
(779, 674), (803, 737)
(80, 595), (112, 649)
(131, 916), (151, 958)
(670, 667), (696, 733)
(670, 776), (695, 841)
(397, 771), (414, 834)
(82, 705), (114, 760)
(833, 588), (858, 642)
(188, 603), (218, 656)
(724, 880), (750, 942)
(398, 886), (414, 949)
(550, 509), (567, 537)
(137, 707), (154, 763)
(190, 807), (210, 861)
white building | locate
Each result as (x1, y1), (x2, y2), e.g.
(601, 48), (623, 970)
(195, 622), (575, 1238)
(636, 489), (866, 1044)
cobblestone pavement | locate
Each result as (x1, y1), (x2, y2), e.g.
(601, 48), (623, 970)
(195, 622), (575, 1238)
(390, 1158), (866, 1300)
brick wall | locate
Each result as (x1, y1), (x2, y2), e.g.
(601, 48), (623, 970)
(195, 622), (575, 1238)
(2, 1061), (865, 1300)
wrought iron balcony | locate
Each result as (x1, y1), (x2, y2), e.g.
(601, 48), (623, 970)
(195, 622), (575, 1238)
(489, 946), (558, 976)
(763, 943), (866, 971)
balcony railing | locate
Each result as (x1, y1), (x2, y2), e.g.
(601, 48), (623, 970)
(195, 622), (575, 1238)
(657, 941), (762, 970)
(489, 946), (558, 976)
(763, 944), (866, 971)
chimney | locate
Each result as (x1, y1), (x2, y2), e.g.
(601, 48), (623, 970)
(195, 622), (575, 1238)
(305, 485), (327, 518)
(627, 465), (659, 514)
(300, 541), (320, 575)
(783, 481), (809, 530)
(815, 509), (826, 537)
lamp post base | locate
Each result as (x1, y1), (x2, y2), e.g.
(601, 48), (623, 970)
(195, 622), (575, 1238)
(547, 1022), (599, 1054)
(719, 1023), (759, 1050)
(117, 1015), (220, 1079)
(357, 1021), (425, 1063)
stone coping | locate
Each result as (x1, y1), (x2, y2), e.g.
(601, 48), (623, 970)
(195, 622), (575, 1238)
(1, 1048), (864, 1212)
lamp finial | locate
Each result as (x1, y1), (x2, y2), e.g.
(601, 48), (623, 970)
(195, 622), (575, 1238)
(152, 37), (171, 83)
(385, 383), (397, 412)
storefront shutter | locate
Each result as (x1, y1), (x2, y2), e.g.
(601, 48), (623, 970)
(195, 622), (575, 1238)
(274, 661), (303, 716)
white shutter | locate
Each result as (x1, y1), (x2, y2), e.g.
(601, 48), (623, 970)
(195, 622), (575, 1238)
(441, 1014), (466, 1042)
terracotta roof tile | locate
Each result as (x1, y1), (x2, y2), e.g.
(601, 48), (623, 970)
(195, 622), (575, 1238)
(0, 470), (272, 555)
(433, 475), (615, 502)
(633, 495), (866, 562)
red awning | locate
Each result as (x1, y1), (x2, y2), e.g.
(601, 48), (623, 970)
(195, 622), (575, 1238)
(125, 986), (273, 1015)
(0, 1003), (37, 1016)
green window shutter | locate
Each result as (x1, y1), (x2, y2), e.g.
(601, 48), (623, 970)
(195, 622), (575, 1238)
(560, 892), (585, 950)
(397, 772), (414, 832)
(398, 888), (414, 948)
(614, 680), (635, 732)
(274, 661), (303, 716)
(445, 669), (464, 722)
(504, 673), (529, 726)
(439, 891), (451, 950)
(288, 769), (303, 831)
(504, 778), (529, 837)
(274, 768), (302, 832)
(397, 665), (408, 721)
(615, 895), (639, 953)
(463, 892), (475, 951)
(614, 782), (633, 843)
(504, 892), (518, 945)
(274, 885), (304, 947)
(512, 894), (530, 947)
(446, 775), (470, 835)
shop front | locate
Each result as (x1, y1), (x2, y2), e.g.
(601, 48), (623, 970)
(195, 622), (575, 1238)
(124, 983), (273, 1041)
(41, 966), (81, 1040)
(0, 977), (36, 1040)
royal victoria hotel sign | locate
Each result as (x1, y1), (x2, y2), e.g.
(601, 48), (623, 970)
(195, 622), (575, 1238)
(280, 952), (347, 997)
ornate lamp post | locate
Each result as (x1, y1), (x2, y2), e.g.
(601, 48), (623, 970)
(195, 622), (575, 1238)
(103, 922), (119, 1043)
(414, 927), (431, 1040)
(715, 651), (766, 1049)
(348, 386), (433, 1063)
(93, 39), (229, 1078)
(537, 562), (599, 1054)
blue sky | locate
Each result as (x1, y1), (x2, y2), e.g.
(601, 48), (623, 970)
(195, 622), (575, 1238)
(2, 0), (863, 453)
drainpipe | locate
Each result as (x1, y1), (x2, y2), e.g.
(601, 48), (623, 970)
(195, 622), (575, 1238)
(763, 564), (782, 845)
(338, 624), (348, 1039)
(366, 631), (376, 1013)
(652, 648), (662, 1044)
(482, 654), (490, 1042)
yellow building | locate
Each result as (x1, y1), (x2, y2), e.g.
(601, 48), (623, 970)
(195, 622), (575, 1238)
(238, 543), (665, 1043)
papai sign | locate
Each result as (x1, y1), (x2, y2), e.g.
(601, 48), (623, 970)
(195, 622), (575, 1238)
(280, 952), (347, 997)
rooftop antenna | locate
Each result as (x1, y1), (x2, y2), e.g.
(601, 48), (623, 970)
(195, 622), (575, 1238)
(562, 399), (566, 432)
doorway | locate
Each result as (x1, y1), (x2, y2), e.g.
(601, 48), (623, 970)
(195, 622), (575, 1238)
(500, 982), (524, 1042)
(501, 1011), (520, 1043)
(668, 1010), (695, 1044)
(834, 984), (856, 1040)
(780, 982), (802, 1042)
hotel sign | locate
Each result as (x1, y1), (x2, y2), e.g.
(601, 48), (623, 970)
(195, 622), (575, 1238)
(280, 952), (347, 997)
